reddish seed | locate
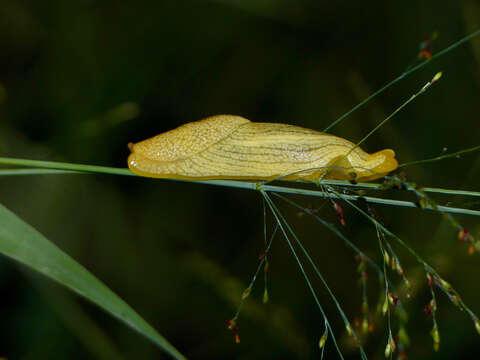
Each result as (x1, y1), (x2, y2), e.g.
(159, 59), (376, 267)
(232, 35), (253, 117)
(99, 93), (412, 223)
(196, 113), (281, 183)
(418, 34), (434, 60)
(418, 49), (432, 60)
(354, 316), (360, 327)
(426, 273), (433, 287)
(424, 304), (432, 317)
(226, 320), (238, 332)
(458, 229), (474, 244)
(333, 202), (346, 226)
(389, 293), (399, 306)
(226, 319), (241, 344)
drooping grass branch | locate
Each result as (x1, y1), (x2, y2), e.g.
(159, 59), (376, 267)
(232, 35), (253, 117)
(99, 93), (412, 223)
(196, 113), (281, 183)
(326, 186), (480, 328)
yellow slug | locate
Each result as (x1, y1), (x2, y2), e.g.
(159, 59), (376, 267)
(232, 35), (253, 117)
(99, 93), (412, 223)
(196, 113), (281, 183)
(127, 115), (398, 182)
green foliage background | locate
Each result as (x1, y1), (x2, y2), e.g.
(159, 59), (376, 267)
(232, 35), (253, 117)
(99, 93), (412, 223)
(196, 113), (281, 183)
(1, 0), (479, 359)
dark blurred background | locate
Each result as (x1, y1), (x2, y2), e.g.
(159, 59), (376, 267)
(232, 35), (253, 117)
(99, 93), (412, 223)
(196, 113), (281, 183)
(1, 0), (480, 359)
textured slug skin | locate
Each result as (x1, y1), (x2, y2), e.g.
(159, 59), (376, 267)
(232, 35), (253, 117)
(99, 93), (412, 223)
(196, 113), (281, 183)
(128, 115), (398, 182)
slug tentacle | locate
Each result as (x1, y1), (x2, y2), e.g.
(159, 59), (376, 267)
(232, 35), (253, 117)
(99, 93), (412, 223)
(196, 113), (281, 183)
(128, 115), (398, 182)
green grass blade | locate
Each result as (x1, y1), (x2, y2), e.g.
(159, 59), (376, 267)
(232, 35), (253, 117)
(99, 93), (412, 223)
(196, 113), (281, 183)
(0, 203), (186, 360)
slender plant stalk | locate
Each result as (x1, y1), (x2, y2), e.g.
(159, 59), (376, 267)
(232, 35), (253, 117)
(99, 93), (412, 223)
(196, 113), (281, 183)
(271, 192), (383, 276)
(345, 72), (442, 157)
(264, 192), (368, 359)
(399, 145), (480, 169)
(262, 191), (346, 360)
(1, 158), (479, 216)
(0, 157), (133, 176)
(2, 166), (479, 198)
(323, 29), (480, 132)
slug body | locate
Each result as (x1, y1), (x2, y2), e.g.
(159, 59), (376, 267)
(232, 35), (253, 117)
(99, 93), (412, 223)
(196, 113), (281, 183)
(128, 115), (398, 182)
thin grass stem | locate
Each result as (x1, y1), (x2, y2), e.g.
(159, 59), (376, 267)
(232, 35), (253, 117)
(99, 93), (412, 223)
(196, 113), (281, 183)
(262, 191), (345, 360)
(271, 192), (383, 277)
(323, 29), (480, 132)
(1, 158), (479, 216)
(398, 145), (480, 169)
(4, 166), (479, 199)
(264, 192), (368, 360)
(345, 72), (442, 157)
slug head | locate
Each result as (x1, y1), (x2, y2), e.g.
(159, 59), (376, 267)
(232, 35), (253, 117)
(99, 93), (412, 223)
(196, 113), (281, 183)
(352, 149), (398, 182)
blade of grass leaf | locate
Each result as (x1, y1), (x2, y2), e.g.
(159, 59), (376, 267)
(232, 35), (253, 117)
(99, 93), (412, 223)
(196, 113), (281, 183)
(0, 203), (186, 360)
